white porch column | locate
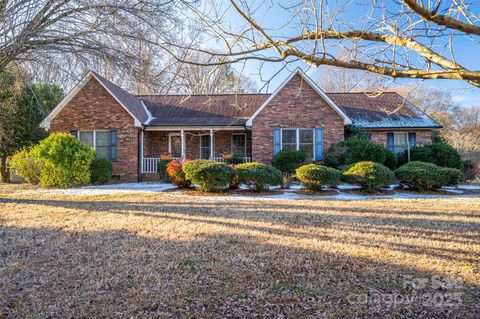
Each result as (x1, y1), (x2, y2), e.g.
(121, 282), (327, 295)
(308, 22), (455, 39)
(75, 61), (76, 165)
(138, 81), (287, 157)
(210, 129), (214, 159)
(181, 129), (186, 161)
(140, 131), (144, 173)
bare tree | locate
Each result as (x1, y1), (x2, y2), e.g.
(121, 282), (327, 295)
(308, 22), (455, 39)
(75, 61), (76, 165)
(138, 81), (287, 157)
(169, 0), (480, 87)
(0, 0), (180, 85)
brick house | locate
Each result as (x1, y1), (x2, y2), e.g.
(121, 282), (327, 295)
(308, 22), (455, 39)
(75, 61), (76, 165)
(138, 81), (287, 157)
(40, 68), (441, 182)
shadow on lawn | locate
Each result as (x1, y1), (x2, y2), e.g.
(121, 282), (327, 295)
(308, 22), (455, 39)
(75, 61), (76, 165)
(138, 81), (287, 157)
(1, 223), (479, 318)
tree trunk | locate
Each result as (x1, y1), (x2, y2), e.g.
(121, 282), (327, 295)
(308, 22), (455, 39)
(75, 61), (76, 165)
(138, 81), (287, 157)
(0, 155), (10, 183)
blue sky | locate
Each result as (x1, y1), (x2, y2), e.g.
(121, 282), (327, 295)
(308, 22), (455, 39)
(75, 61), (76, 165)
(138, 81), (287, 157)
(214, 0), (480, 107)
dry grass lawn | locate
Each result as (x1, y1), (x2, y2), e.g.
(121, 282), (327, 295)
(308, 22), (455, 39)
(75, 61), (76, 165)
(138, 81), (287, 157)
(1, 184), (479, 318)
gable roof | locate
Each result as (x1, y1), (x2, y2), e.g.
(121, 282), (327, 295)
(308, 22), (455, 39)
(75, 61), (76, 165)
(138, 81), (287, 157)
(41, 68), (441, 130)
(327, 92), (442, 129)
(40, 71), (148, 129)
(245, 68), (352, 126)
(138, 94), (269, 126)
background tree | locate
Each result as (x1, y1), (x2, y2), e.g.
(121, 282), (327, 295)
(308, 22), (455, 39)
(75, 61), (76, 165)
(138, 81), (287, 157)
(172, 0), (480, 87)
(0, 0), (181, 88)
(0, 67), (64, 182)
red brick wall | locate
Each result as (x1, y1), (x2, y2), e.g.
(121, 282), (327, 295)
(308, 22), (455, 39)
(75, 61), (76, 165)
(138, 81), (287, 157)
(368, 130), (432, 148)
(50, 77), (140, 182)
(251, 74), (345, 163)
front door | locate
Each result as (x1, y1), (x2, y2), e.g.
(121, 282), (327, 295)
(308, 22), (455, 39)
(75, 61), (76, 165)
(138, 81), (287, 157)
(170, 135), (182, 158)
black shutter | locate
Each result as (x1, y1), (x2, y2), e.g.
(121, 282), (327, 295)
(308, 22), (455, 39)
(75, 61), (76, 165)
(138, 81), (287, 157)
(70, 130), (78, 138)
(110, 130), (117, 161)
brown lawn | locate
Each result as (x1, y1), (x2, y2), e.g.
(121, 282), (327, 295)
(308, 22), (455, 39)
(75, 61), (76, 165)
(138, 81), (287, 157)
(1, 184), (479, 318)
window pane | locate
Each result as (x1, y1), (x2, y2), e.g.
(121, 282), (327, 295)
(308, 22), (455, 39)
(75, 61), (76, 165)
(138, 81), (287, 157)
(299, 129), (313, 143)
(200, 135), (210, 159)
(96, 146), (110, 160)
(96, 131), (110, 147)
(232, 134), (246, 156)
(282, 144), (296, 152)
(282, 129), (296, 144)
(299, 144), (313, 158)
(170, 136), (182, 158)
(394, 132), (408, 146)
(79, 131), (93, 147)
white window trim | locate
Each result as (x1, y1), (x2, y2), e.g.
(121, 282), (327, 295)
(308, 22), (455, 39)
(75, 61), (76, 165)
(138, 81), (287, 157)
(231, 133), (247, 157)
(279, 128), (315, 159)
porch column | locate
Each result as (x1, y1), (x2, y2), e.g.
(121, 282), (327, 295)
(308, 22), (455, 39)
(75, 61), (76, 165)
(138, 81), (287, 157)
(181, 129), (186, 161)
(140, 131), (144, 173)
(210, 129), (214, 159)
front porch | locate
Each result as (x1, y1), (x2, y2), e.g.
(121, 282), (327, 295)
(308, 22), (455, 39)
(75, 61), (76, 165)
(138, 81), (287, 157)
(140, 127), (252, 174)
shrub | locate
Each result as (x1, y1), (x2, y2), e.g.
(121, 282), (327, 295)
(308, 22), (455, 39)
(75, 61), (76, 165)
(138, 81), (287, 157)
(295, 164), (341, 192)
(36, 133), (95, 187)
(226, 155), (246, 165)
(442, 167), (463, 186)
(157, 159), (171, 181)
(272, 150), (308, 174)
(236, 162), (282, 192)
(166, 160), (191, 188)
(324, 139), (388, 168)
(462, 159), (478, 182)
(183, 160), (234, 192)
(384, 150), (398, 170)
(394, 161), (447, 191)
(343, 161), (394, 193)
(410, 143), (463, 169)
(347, 140), (387, 164)
(90, 159), (112, 184)
(8, 147), (44, 185)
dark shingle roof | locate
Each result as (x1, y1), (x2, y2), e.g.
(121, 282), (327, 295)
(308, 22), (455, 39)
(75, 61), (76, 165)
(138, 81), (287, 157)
(138, 94), (270, 126)
(92, 72), (149, 124)
(90, 71), (440, 129)
(326, 92), (441, 129)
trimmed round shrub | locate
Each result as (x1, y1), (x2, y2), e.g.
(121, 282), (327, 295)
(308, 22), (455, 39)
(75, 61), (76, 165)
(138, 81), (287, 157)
(394, 161), (447, 191)
(410, 143), (463, 169)
(343, 161), (395, 193)
(442, 167), (463, 186)
(295, 164), (341, 192)
(8, 147), (44, 185)
(90, 159), (112, 184)
(183, 160), (234, 192)
(157, 159), (171, 181)
(272, 150), (307, 174)
(166, 160), (191, 188)
(36, 133), (95, 187)
(236, 162), (282, 192)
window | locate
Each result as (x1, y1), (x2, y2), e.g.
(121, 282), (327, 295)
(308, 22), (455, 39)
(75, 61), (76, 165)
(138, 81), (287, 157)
(95, 131), (110, 160)
(232, 133), (246, 156)
(393, 132), (408, 153)
(76, 130), (117, 161)
(280, 128), (314, 158)
(79, 131), (94, 148)
(200, 135), (211, 159)
(169, 135), (182, 158)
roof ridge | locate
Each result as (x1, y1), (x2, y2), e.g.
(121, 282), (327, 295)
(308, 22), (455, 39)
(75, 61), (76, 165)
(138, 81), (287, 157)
(136, 93), (271, 97)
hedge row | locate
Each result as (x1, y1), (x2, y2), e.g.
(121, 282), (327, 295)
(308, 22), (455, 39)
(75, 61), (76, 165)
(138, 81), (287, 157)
(163, 160), (283, 192)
